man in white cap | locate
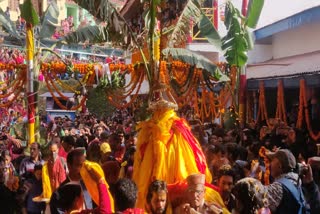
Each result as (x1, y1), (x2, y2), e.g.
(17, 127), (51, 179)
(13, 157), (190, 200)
(266, 149), (308, 214)
(174, 173), (223, 214)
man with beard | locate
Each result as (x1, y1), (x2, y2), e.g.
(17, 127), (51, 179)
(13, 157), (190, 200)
(146, 180), (168, 214)
(217, 165), (235, 212)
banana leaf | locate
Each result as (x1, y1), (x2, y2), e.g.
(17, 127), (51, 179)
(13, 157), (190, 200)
(167, 0), (202, 47)
(20, 0), (39, 26)
(222, 2), (249, 67)
(73, 0), (116, 22)
(39, 2), (59, 39)
(244, 26), (255, 50)
(73, 0), (133, 48)
(198, 14), (222, 51)
(62, 25), (107, 44)
(0, 8), (21, 40)
(246, 0), (264, 28)
(163, 48), (229, 82)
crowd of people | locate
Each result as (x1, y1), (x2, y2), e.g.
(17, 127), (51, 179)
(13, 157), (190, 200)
(0, 46), (123, 64)
(0, 47), (25, 64)
(5, 6), (90, 39)
(0, 102), (319, 214)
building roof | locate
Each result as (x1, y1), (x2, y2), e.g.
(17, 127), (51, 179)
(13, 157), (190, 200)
(247, 51), (320, 80)
(40, 92), (75, 98)
(255, 5), (320, 44)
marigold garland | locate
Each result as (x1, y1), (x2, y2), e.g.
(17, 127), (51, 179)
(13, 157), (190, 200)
(44, 72), (87, 110)
(108, 67), (144, 101)
(108, 71), (144, 109)
(0, 64), (27, 93)
(275, 80), (287, 125)
(169, 62), (230, 122)
(296, 79), (320, 140)
(4, 60), (320, 141)
(246, 91), (254, 123)
(159, 61), (169, 84)
(259, 146), (270, 185)
(0, 85), (25, 107)
(171, 61), (190, 85)
(44, 66), (83, 91)
(256, 81), (270, 127)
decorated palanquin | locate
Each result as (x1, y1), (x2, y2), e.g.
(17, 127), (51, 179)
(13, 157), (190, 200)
(133, 107), (228, 213)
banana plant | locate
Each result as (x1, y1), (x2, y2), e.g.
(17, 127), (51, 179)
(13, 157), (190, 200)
(0, 8), (21, 40)
(68, 0), (230, 103)
(162, 0), (226, 94)
(0, 0), (60, 44)
(68, 0), (153, 84)
(221, 0), (264, 117)
(165, 0), (263, 101)
(164, 0), (264, 71)
(222, 0), (264, 67)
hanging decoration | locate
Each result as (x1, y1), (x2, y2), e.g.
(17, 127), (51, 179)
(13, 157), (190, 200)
(0, 63), (27, 108)
(275, 80), (287, 125)
(246, 91), (253, 123)
(259, 146), (270, 185)
(0, 61), (235, 123)
(296, 79), (320, 141)
(256, 81), (270, 127)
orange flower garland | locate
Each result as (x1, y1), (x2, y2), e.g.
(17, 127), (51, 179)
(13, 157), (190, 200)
(108, 70), (144, 109)
(171, 61), (190, 85)
(256, 81), (270, 127)
(169, 61), (231, 122)
(159, 61), (169, 84)
(275, 80), (287, 125)
(44, 73), (87, 111)
(296, 79), (320, 141)
(0, 64), (26, 107)
(41, 62), (134, 76)
(0, 63), (27, 70)
(109, 67), (144, 101)
(259, 146), (270, 185)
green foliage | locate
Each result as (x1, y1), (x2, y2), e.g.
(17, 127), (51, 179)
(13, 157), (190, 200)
(72, 0), (115, 22)
(0, 8), (21, 40)
(223, 106), (239, 131)
(167, 0), (202, 47)
(163, 48), (227, 81)
(246, 0), (265, 28)
(86, 87), (116, 119)
(133, 99), (152, 122)
(163, 47), (229, 96)
(62, 25), (109, 44)
(198, 14), (222, 51)
(20, 0), (40, 26)
(72, 0), (134, 48)
(221, 0), (264, 67)
(98, 71), (125, 91)
(222, 2), (248, 67)
(39, 2), (59, 39)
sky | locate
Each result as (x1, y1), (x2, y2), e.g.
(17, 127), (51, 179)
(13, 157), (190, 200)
(218, 0), (320, 28)
(257, 0), (320, 28)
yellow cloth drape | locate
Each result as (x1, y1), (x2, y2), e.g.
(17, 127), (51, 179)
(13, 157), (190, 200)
(133, 109), (225, 211)
(42, 162), (52, 199)
(80, 161), (115, 212)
